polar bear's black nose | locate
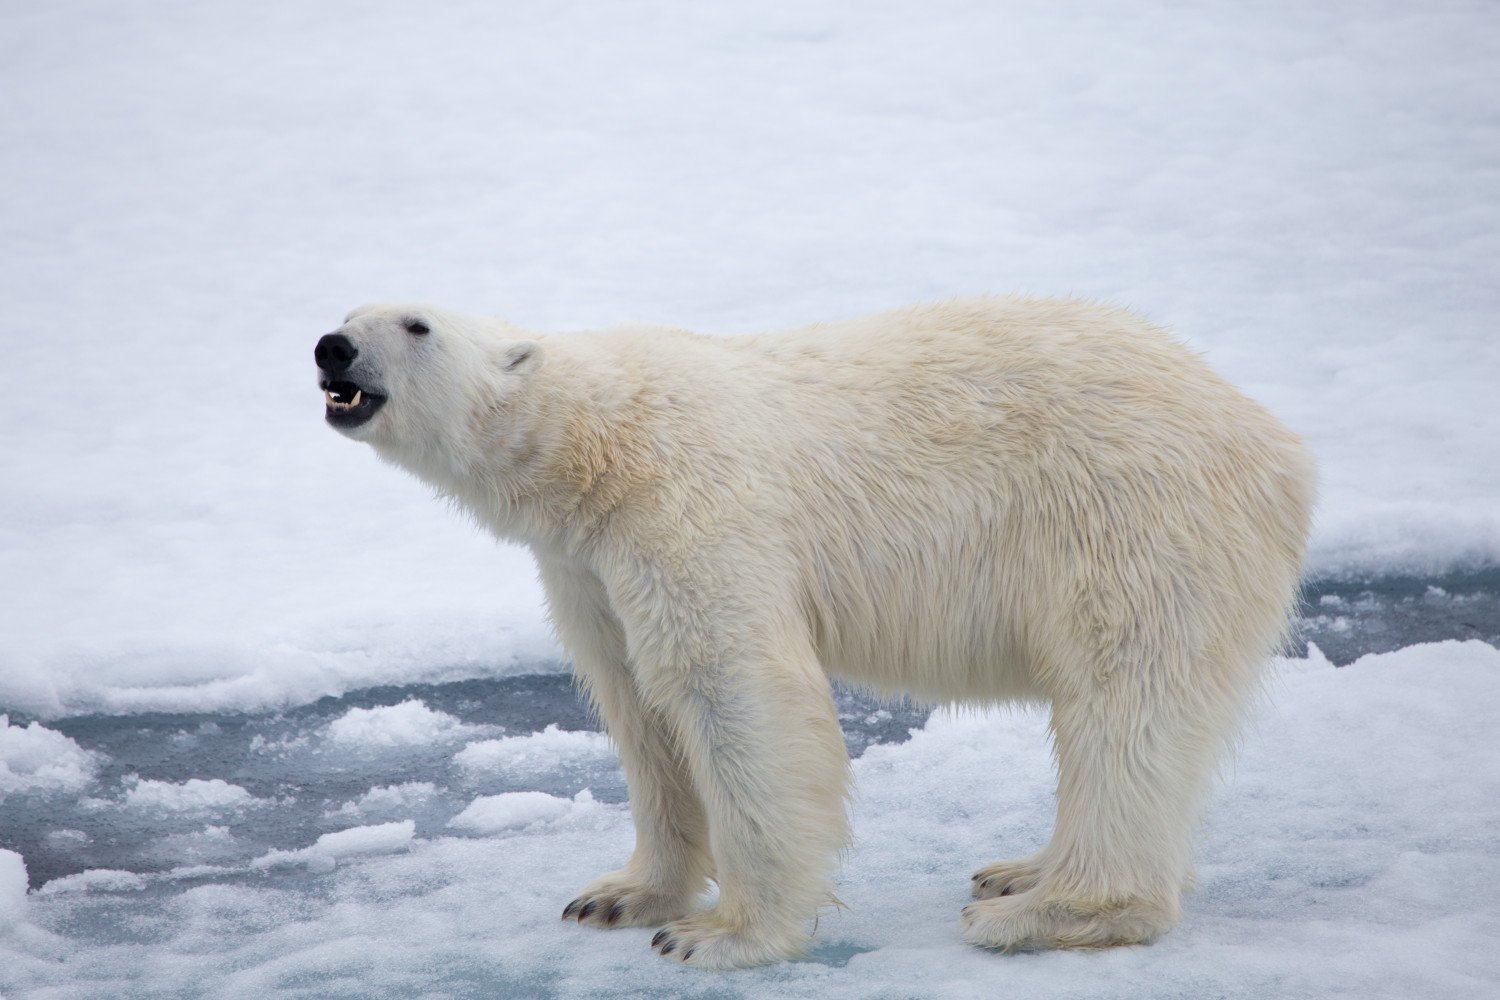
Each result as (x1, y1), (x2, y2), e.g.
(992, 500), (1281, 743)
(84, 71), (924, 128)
(315, 333), (358, 373)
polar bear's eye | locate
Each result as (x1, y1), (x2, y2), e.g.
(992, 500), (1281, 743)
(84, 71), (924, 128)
(404, 319), (430, 336)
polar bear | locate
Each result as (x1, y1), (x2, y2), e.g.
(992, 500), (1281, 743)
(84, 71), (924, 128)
(314, 297), (1315, 969)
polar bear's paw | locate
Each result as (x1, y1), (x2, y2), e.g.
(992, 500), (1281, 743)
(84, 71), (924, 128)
(562, 870), (698, 929)
(970, 855), (1045, 899)
(961, 891), (1175, 952)
(649, 909), (805, 969)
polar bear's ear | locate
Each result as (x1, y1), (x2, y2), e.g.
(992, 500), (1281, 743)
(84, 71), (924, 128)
(501, 341), (542, 374)
(343, 304), (380, 323)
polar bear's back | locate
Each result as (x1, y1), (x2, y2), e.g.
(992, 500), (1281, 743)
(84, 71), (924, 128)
(628, 297), (1316, 703)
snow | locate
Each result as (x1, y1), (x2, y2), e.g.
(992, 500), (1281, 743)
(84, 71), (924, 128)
(0, 0), (1497, 995)
(448, 790), (604, 835)
(325, 782), (439, 822)
(252, 821), (417, 874)
(308, 821), (418, 860)
(35, 869), (147, 897)
(455, 726), (616, 783)
(0, 851), (25, 932)
(325, 700), (481, 749)
(2, 646), (1497, 997)
(0, 716), (98, 801)
(0, 0), (1496, 720)
(120, 777), (258, 814)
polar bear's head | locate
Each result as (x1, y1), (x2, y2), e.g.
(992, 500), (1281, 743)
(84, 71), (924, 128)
(314, 304), (541, 476)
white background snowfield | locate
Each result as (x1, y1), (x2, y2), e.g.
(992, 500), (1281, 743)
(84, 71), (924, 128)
(1, 0), (1497, 997)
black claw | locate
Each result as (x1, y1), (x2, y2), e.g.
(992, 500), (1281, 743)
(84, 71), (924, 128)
(578, 900), (598, 921)
(606, 901), (623, 926)
(681, 946), (695, 962)
(999, 884), (1015, 896)
(660, 938), (677, 956)
(971, 872), (981, 881)
(979, 878), (992, 891)
(562, 899), (582, 920)
(651, 929), (669, 948)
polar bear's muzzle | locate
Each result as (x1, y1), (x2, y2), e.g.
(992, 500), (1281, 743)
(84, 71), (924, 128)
(315, 332), (387, 430)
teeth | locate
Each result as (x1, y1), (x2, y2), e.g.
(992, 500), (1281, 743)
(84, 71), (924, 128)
(323, 385), (371, 412)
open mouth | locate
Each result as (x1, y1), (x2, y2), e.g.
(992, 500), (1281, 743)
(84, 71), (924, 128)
(321, 379), (387, 428)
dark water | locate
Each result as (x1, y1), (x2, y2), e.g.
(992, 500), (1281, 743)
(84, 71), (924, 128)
(1, 679), (928, 891)
(1293, 567), (1500, 665)
(3, 570), (1496, 890)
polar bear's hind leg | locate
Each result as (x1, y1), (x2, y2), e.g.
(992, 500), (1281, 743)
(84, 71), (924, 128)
(964, 638), (1258, 951)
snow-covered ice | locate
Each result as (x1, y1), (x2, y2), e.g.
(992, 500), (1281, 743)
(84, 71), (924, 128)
(455, 726), (616, 783)
(447, 790), (604, 835)
(325, 782), (440, 822)
(2, 646), (1497, 998)
(325, 700), (483, 749)
(307, 821), (416, 860)
(0, 0), (1497, 996)
(251, 820), (417, 874)
(0, 716), (99, 801)
(120, 778), (259, 814)
(0, 851), (26, 932)
(0, 0), (1496, 720)
(35, 869), (148, 897)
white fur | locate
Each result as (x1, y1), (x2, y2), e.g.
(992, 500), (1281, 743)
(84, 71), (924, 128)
(320, 297), (1316, 969)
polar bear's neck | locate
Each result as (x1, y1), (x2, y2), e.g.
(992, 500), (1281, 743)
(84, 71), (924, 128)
(425, 334), (657, 555)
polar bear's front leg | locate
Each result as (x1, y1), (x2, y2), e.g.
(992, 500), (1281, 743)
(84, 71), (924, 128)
(633, 626), (851, 969)
(559, 655), (712, 929)
(538, 558), (713, 929)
